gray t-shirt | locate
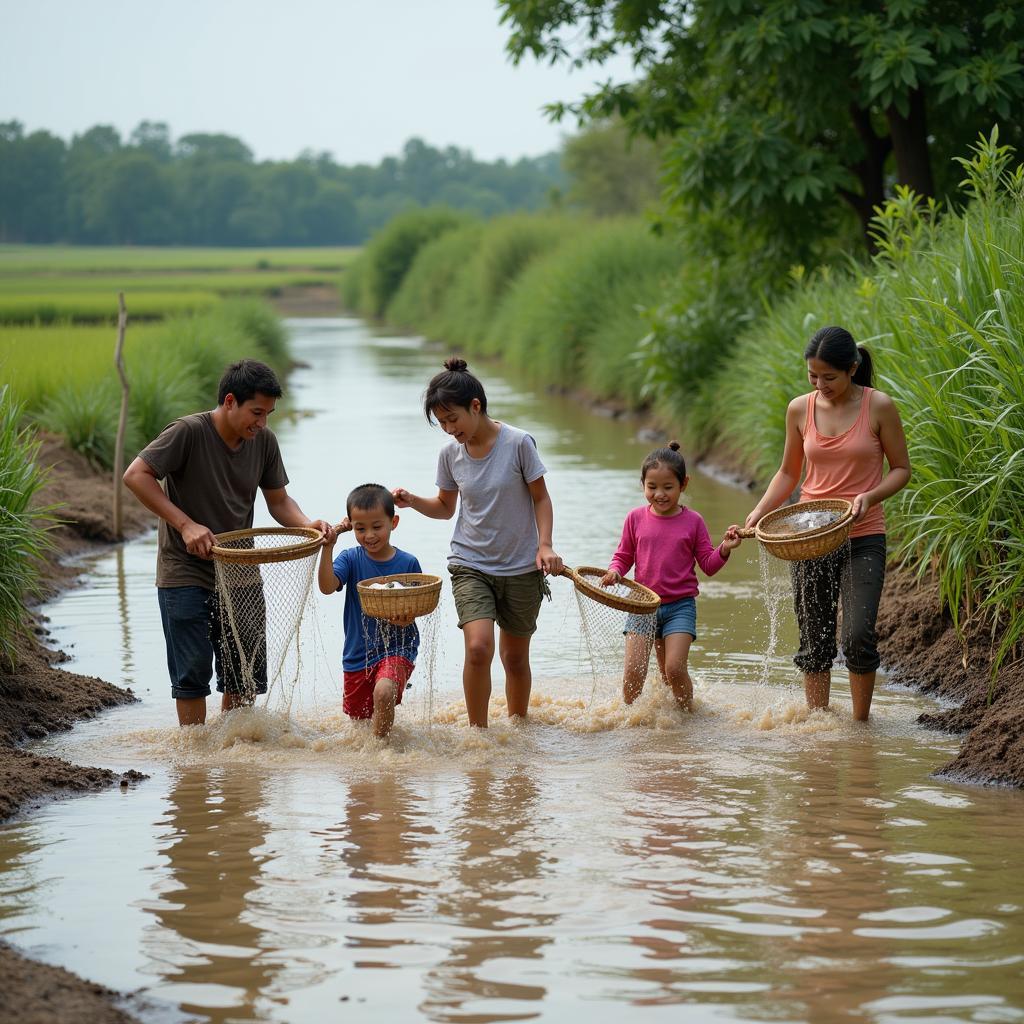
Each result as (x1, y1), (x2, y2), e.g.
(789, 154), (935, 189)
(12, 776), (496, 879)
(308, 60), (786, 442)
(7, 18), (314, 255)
(139, 412), (289, 590)
(435, 423), (547, 576)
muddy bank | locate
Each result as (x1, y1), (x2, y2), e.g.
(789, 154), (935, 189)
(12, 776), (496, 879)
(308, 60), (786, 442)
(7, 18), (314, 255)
(877, 569), (1024, 786)
(1, 435), (152, 822)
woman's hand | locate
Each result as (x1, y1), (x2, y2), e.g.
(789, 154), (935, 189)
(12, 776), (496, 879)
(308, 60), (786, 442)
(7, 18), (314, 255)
(392, 488), (413, 509)
(743, 510), (761, 530)
(851, 493), (872, 522)
(600, 569), (621, 587)
(536, 544), (563, 575)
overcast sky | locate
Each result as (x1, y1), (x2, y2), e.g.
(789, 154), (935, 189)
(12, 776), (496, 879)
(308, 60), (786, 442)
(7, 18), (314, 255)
(2, 0), (635, 164)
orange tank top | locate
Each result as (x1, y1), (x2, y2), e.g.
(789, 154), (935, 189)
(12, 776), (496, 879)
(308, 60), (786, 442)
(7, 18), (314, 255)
(800, 387), (885, 538)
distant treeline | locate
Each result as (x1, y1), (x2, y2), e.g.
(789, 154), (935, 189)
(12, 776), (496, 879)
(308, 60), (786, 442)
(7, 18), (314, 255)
(0, 121), (565, 246)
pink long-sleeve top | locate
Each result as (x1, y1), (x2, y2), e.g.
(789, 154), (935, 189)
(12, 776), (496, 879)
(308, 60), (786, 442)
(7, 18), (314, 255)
(608, 505), (729, 601)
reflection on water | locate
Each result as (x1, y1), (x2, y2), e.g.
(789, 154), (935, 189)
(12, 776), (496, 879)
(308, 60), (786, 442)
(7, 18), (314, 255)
(1, 319), (1023, 1023)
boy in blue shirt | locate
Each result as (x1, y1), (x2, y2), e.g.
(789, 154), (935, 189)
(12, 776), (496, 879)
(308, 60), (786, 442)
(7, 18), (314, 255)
(318, 483), (422, 738)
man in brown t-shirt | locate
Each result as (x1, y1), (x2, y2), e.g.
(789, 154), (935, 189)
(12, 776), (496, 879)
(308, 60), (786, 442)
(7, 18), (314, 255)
(124, 359), (334, 726)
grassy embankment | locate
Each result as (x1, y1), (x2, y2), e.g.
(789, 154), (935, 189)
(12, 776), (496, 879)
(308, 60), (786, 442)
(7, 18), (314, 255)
(0, 244), (352, 659)
(343, 135), (1024, 678)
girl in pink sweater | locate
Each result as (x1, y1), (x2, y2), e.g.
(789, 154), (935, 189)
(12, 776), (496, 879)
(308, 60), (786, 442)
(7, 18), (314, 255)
(601, 442), (742, 710)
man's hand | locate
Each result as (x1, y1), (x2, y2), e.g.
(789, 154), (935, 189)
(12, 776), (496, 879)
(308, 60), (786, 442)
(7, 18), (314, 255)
(392, 488), (413, 509)
(181, 520), (217, 559)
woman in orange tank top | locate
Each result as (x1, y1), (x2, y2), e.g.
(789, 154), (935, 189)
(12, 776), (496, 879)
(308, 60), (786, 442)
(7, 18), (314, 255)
(742, 326), (911, 721)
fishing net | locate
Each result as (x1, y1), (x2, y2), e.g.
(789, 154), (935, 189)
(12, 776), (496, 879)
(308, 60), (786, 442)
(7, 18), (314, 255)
(559, 566), (659, 691)
(211, 527), (322, 705)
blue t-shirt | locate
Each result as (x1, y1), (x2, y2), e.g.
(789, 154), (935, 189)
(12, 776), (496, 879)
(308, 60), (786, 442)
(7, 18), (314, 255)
(331, 546), (422, 671)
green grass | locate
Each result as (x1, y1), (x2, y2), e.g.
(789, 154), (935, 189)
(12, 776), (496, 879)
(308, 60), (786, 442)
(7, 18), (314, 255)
(0, 298), (291, 466)
(0, 245), (358, 324)
(0, 245), (358, 273)
(0, 387), (55, 666)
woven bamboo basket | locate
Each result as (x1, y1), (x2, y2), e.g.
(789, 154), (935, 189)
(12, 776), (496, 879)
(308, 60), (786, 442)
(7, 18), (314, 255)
(737, 499), (853, 561)
(558, 565), (661, 614)
(211, 526), (323, 564)
(357, 573), (442, 619)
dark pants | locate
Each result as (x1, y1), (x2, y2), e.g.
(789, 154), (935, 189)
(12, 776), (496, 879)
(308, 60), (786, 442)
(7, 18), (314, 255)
(158, 585), (268, 700)
(790, 534), (886, 675)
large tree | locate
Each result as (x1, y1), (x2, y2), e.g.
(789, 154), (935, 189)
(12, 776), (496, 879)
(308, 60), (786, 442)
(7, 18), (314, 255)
(500, 0), (1024, 250)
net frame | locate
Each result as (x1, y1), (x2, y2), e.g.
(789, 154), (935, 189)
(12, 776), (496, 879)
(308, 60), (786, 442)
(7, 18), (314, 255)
(557, 565), (661, 614)
(211, 527), (322, 704)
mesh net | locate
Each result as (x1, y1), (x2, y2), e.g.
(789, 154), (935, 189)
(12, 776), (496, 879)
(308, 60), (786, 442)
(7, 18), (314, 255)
(569, 574), (658, 695)
(212, 530), (320, 705)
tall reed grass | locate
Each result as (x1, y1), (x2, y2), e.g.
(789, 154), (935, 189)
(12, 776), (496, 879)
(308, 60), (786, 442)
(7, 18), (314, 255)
(0, 387), (55, 666)
(714, 130), (1024, 672)
(0, 298), (291, 467)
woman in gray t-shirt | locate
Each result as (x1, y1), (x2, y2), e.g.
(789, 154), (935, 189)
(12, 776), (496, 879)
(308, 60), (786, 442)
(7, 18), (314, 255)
(393, 358), (563, 728)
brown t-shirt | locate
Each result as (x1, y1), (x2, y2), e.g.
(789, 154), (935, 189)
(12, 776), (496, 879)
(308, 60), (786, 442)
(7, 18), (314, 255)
(139, 412), (289, 590)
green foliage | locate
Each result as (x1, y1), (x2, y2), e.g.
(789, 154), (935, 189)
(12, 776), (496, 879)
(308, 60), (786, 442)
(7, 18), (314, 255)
(0, 121), (564, 246)
(388, 214), (577, 346)
(352, 208), (476, 318)
(562, 120), (663, 216)
(0, 387), (54, 666)
(484, 220), (682, 399)
(712, 130), (1024, 673)
(500, 0), (1024, 257)
(2, 298), (292, 467)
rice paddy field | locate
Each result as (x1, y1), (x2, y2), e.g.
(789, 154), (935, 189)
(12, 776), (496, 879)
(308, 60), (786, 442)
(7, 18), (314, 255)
(0, 245), (357, 324)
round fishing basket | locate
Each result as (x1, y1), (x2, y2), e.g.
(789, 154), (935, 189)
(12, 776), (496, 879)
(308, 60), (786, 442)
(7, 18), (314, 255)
(740, 499), (853, 562)
(560, 566), (661, 614)
(211, 526), (324, 564)
(357, 573), (443, 619)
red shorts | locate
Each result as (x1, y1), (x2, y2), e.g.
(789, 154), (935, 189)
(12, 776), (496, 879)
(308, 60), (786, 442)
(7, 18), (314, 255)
(342, 656), (414, 720)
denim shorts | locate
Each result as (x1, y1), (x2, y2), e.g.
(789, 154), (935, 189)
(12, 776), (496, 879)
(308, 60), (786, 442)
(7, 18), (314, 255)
(157, 585), (268, 700)
(625, 596), (697, 640)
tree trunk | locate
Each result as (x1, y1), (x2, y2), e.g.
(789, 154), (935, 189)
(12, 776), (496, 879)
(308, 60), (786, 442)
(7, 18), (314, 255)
(839, 104), (892, 252)
(886, 88), (934, 197)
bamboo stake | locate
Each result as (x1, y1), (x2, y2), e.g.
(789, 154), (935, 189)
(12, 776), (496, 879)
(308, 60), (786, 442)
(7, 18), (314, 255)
(112, 293), (129, 539)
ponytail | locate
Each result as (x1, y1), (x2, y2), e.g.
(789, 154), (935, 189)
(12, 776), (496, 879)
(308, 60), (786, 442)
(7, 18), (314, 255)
(853, 345), (873, 387)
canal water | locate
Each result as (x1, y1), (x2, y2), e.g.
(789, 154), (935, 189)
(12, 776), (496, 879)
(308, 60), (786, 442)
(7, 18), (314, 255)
(1, 319), (1022, 1023)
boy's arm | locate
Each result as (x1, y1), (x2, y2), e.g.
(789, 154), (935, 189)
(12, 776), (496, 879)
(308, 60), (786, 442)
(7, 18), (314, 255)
(318, 543), (341, 594)
(527, 476), (562, 575)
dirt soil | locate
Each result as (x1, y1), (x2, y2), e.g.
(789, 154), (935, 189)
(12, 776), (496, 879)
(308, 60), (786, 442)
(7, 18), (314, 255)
(1, 436), (152, 1022)
(876, 569), (1024, 786)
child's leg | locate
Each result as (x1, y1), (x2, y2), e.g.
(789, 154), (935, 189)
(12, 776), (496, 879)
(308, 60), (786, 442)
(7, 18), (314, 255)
(661, 632), (694, 711)
(623, 633), (653, 704)
(462, 618), (496, 728)
(499, 630), (532, 718)
(371, 677), (397, 738)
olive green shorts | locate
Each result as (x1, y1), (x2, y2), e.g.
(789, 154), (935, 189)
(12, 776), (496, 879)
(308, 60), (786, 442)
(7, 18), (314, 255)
(448, 564), (551, 636)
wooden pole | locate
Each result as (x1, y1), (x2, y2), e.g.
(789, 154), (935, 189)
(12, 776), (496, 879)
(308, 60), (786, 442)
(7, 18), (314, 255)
(112, 293), (129, 539)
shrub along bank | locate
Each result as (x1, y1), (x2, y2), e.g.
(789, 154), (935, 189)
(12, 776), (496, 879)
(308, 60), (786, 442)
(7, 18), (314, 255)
(345, 210), (684, 408)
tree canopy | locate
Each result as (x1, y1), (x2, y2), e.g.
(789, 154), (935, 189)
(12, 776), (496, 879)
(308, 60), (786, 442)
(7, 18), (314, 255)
(0, 122), (565, 246)
(500, 0), (1024, 254)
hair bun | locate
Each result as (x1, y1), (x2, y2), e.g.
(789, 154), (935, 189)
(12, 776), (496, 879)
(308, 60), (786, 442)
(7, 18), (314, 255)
(668, 440), (681, 451)
(443, 357), (468, 373)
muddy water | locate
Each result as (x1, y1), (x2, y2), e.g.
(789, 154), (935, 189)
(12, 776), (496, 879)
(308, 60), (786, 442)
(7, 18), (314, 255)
(1, 319), (1023, 1023)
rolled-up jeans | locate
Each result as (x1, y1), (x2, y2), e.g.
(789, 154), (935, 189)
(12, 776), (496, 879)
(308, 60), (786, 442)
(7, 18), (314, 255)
(790, 534), (886, 675)
(157, 585), (268, 700)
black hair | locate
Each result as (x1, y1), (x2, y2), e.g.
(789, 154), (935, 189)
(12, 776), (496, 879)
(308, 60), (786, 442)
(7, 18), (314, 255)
(804, 325), (873, 388)
(641, 440), (687, 485)
(346, 483), (395, 518)
(423, 356), (488, 423)
(218, 359), (282, 406)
